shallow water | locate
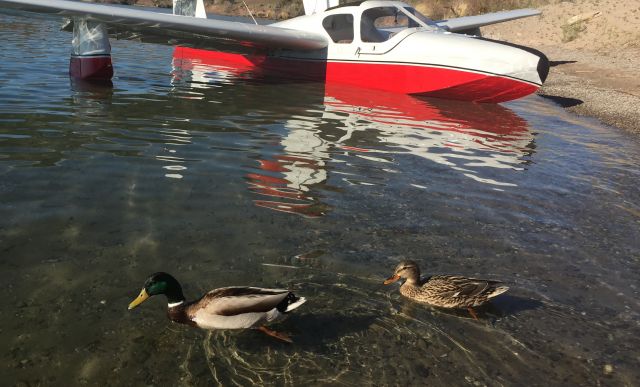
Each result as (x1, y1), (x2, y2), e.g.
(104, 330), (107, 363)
(1, 12), (639, 386)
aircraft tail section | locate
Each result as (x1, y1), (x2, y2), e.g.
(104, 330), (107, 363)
(173, 0), (207, 18)
(302, 0), (339, 15)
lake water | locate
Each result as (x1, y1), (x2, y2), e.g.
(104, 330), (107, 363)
(1, 12), (639, 386)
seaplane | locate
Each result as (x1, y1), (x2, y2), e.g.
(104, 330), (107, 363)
(0, 0), (549, 103)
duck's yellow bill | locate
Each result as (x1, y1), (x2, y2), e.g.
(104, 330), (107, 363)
(128, 288), (149, 310)
(383, 274), (400, 285)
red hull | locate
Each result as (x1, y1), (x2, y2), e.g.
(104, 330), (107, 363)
(173, 47), (538, 103)
(69, 55), (113, 81)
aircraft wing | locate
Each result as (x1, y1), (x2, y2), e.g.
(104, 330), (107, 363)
(0, 0), (328, 52)
(435, 9), (541, 32)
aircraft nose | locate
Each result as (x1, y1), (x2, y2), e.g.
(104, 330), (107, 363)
(474, 37), (550, 85)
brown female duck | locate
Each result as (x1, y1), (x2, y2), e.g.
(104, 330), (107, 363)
(383, 260), (508, 319)
(128, 272), (306, 342)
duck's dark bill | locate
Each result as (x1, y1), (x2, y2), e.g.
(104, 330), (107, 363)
(383, 275), (400, 285)
(128, 288), (150, 310)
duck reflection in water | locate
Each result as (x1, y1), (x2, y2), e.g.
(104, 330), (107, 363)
(170, 48), (536, 217)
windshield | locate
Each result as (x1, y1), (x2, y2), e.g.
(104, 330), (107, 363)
(359, 5), (437, 43)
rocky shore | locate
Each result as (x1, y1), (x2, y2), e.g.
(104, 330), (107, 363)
(483, 0), (640, 133)
(535, 47), (640, 133)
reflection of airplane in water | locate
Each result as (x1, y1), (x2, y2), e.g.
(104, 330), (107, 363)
(322, 84), (535, 179)
(173, 49), (535, 217)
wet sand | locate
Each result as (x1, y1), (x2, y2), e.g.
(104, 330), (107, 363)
(482, 0), (640, 134)
(538, 47), (640, 134)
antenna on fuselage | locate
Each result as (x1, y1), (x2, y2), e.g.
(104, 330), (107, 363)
(242, 0), (258, 25)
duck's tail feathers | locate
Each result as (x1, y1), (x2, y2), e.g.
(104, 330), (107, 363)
(285, 296), (306, 313)
(488, 286), (509, 299)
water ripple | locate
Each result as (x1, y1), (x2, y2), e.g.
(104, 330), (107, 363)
(1, 10), (639, 387)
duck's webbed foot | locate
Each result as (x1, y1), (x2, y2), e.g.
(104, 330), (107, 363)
(467, 307), (479, 320)
(258, 326), (293, 343)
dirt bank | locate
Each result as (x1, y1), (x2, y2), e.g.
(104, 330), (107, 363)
(482, 0), (640, 133)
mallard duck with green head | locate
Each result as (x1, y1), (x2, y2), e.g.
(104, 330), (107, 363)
(383, 260), (508, 319)
(128, 272), (306, 342)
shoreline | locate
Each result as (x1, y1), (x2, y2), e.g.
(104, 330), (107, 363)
(481, 0), (640, 134)
(98, 1), (640, 133)
(535, 47), (640, 134)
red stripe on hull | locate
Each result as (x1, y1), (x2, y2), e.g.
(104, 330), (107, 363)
(69, 55), (113, 81)
(174, 47), (260, 70)
(415, 76), (538, 103)
(173, 47), (538, 103)
(323, 62), (538, 103)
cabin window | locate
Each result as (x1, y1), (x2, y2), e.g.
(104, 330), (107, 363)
(360, 7), (419, 43)
(322, 14), (354, 43)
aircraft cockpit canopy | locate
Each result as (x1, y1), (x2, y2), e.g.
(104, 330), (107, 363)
(322, 3), (438, 44)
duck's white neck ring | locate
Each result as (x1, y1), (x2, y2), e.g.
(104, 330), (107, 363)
(168, 301), (184, 308)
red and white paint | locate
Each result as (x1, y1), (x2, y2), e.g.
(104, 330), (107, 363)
(63, 0), (547, 102)
(174, 46), (541, 103)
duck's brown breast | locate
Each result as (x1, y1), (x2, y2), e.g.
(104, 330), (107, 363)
(167, 305), (197, 327)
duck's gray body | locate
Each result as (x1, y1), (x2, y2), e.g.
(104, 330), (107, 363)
(168, 287), (306, 330)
